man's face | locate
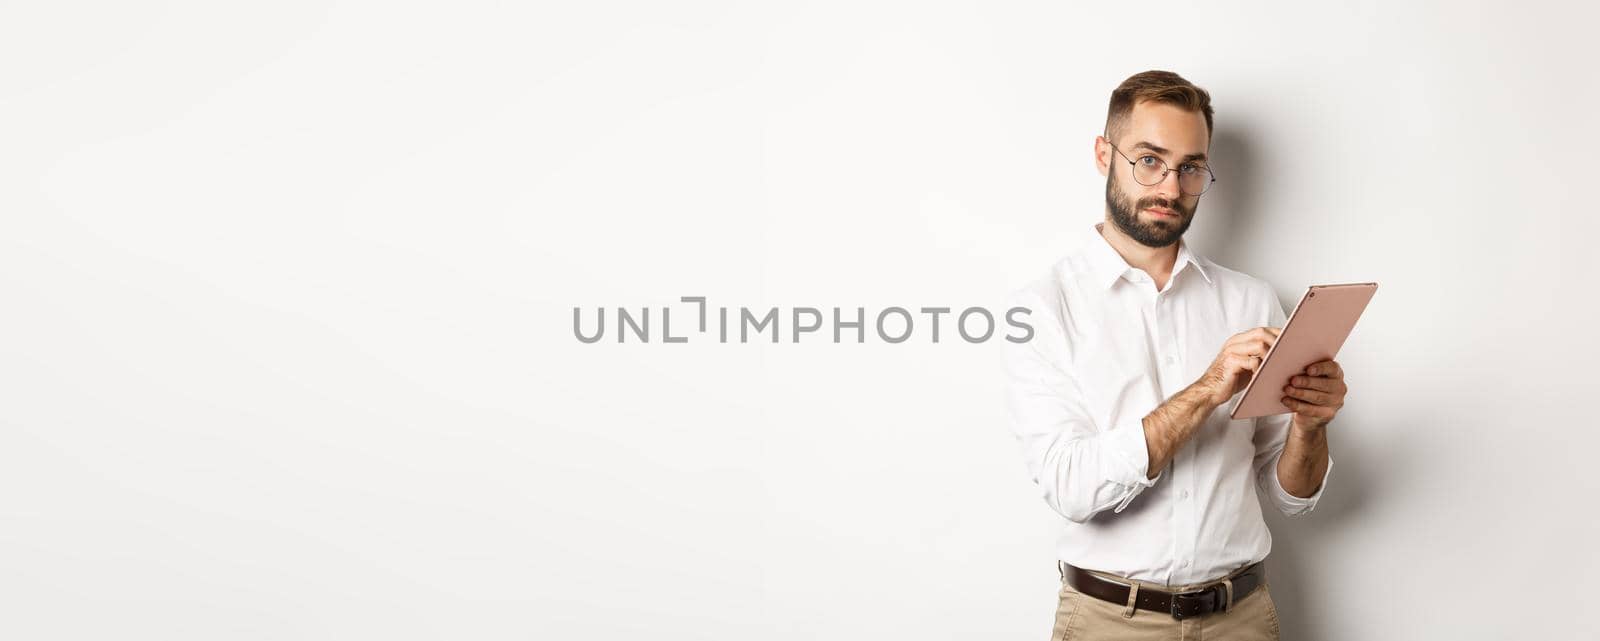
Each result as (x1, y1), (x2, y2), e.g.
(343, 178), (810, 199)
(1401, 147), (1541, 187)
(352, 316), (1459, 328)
(1099, 101), (1211, 248)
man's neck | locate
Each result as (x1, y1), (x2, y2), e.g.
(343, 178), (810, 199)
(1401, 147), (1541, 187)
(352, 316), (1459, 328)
(1097, 220), (1179, 285)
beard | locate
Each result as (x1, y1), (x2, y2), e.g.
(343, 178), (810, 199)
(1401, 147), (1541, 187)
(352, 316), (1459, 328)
(1105, 169), (1196, 248)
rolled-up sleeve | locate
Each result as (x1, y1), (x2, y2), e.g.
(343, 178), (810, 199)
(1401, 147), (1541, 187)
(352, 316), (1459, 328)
(1252, 411), (1333, 516)
(1004, 295), (1162, 524)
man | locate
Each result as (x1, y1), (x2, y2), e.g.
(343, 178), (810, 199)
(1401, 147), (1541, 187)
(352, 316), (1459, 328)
(1005, 70), (1344, 640)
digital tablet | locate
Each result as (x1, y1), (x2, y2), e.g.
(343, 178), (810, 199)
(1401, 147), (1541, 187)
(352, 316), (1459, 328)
(1229, 282), (1379, 420)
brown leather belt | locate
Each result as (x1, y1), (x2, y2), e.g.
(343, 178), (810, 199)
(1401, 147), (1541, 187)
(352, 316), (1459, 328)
(1061, 561), (1265, 620)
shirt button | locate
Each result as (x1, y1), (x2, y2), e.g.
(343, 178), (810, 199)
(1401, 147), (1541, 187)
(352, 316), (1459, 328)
(1182, 560), (1191, 568)
(1165, 355), (1177, 365)
(1180, 489), (1189, 499)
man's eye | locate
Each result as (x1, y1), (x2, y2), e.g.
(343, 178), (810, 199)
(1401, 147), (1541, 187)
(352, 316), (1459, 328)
(1138, 156), (1160, 167)
(1179, 164), (1202, 175)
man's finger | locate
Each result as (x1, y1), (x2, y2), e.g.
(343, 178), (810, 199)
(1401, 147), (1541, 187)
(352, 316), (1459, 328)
(1289, 375), (1342, 393)
(1282, 397), (1338, 419)
(1305, 360), (1340, 378)
(1283, 384), (1332, 405)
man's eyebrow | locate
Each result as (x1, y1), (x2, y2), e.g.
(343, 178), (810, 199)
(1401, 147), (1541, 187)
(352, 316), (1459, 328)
(1131, 141), (1208, 164)
(1130, 141), (1168, 155)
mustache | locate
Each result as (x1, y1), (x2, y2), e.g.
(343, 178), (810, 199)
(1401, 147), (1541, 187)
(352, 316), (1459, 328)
(1136, 196), (1192, 216)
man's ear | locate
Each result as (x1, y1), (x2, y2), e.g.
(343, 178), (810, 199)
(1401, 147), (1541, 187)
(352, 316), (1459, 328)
(1094, 135), (1111, 178)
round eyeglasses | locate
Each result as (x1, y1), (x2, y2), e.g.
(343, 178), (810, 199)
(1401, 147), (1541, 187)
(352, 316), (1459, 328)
(1108, 143), (1217, 196)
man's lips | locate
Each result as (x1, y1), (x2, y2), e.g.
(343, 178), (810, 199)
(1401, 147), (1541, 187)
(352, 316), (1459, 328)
(1144, 207), (1178, 218)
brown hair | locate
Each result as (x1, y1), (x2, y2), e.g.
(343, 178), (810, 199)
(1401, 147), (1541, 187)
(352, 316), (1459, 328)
(1104, 70), (1213, 142)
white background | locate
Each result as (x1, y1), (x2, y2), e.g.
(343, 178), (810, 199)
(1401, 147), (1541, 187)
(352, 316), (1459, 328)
(3, 1), (1597, 639)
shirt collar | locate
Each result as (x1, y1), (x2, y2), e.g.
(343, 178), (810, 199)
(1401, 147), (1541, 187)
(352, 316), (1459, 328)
(1084, 222), (1213, 290)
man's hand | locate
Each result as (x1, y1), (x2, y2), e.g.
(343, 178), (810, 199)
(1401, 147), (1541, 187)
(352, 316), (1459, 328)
(1198, 327), (1282, 406)
(1281, 359), (1347, 430)
(1144, 326), (1283, 480)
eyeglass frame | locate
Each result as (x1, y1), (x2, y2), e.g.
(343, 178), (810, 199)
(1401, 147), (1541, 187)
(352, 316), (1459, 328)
(1104, 140), (1218, 197)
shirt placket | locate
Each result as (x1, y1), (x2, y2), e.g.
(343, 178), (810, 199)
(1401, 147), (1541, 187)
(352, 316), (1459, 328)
(1152, 280), (1198, 586)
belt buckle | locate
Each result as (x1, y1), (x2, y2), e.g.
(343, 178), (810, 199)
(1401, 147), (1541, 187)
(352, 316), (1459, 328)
(1169, 587), (1219, 620)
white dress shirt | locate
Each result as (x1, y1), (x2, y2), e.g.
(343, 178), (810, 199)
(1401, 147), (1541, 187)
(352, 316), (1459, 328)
(1005, 222), (1333, 587)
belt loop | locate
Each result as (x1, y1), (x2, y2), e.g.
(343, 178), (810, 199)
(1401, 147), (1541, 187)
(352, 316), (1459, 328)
(1058, 560), (1065, 582)
(1222, 578), (1235, 613)
(1122, 582), (1139, 619)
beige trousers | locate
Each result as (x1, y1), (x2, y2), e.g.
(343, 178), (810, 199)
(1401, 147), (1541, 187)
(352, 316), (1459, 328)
(1049, 567), (1282, 641)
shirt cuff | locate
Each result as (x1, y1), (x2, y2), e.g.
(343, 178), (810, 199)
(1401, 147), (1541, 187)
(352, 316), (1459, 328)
(1105, 420), (1162, 512)
(1266, 451), (1333, 516)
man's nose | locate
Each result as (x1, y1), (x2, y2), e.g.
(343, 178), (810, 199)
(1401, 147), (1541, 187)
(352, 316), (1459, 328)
(1154, 169), (1182, 199)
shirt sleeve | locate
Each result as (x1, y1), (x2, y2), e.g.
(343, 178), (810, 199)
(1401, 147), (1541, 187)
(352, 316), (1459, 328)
(1004, 292), (1163, 524)
(1250, 285), (1333, 516)
(1252, 412), (1333, 516)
